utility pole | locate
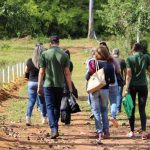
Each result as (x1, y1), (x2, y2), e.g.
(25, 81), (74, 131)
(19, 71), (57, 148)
(88, 0), (94, 39)
(137, 6), (143, 43)
(137, 16), (140, 43)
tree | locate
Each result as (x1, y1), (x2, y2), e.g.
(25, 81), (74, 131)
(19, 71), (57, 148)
(88, 0), (94, 39)
(96, 0), (150, 42)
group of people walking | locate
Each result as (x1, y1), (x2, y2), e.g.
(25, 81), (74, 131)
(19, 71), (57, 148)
(24, 35), (150, 143)
(86, 42), (150, 143)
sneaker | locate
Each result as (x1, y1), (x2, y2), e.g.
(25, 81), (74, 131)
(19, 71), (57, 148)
(89, 114), (94, 119)
(110, 117), (118, 128)
(50, 132), (59, 139)
(26, 116), (31, 126)
(141, 132), (148, 140)
(103, 129), (110, 139)
(42, 117), (48, 124)
(96, 133), (103, 144)
(127, 131), (134, 138)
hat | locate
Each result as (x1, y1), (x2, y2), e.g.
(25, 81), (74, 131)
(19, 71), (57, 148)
(50, 35), (59, 43)
(112, 48), (120, 56)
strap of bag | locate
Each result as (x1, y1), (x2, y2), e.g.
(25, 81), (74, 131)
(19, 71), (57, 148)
(95, 60), (100, 72)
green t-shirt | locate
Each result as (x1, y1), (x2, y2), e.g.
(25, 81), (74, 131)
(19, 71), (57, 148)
(40, 46), (70, 87)
(126, 52), (150, 86)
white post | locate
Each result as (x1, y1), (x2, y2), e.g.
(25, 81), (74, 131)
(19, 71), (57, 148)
(20, 63), (22, 76)
(88, 0), (94, 39)
(137, 16), (140, 43)
(22, 62), (25, 74)
(7, 66), (10, 83)
(12, 66), (15, 82)
(2, 69), (5, 83)
(16, 64), (19, 77)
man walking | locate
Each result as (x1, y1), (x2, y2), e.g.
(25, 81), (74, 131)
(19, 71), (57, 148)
(37, 35), (72, 139)
(112, 48), (126, 112)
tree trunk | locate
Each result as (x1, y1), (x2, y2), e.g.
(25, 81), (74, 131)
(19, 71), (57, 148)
(88, 0), (94, 39)
(136, 16), (140, 43)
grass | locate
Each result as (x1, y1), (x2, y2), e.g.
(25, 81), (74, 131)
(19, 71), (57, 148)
(0, 37), (150, 130)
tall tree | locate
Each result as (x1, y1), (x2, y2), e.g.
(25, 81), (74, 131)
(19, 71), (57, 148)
(88, 0), (94, 39)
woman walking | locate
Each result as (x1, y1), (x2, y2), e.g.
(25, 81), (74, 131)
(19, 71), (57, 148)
(100, 41), (120, 127)
(86, 46), (115, 143)
(125, 43), (150, 139)
(25, 43), (47, 126)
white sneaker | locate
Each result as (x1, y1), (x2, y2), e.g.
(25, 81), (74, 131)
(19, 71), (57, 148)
(26, 116), (31, 126)
(42, 117), (48, 124)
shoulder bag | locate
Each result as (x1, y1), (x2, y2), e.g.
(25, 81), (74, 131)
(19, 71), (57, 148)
(87, 60), (106, 93)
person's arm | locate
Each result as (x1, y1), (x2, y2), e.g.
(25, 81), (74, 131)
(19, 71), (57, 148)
(113, 58), (121, 73)
(25, 66), (29, 73)
(64, 67), (72, 92)
(123, 68), (127, 80)
(24, 66), (29, 79)
(37, 68), (45, 95)
(148, 66), (150, 73)
(125, 68), (132, 94)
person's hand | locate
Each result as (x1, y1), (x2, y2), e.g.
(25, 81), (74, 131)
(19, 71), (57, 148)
(123, 88), (128, 97)
(69, 89), (73, 96)
(37, 87), (43, 96)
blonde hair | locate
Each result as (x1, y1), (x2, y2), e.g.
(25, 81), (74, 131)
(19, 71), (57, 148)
(32, 44), (45, 69)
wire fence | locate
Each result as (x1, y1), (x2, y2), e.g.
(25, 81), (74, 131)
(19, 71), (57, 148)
(0, 62), (26, 84)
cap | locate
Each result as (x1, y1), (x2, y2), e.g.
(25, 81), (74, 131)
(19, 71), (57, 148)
(112, 48), (120, 56)
(50, 35), (59, 43)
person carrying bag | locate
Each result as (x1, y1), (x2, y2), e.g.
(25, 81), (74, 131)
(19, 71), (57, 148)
(86, 46), (115, 144)
(87, 60), (106, 93)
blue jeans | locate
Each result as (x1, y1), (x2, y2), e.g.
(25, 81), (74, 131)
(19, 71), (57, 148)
(27, 81), (47, 117)
(43, 87), (63, 133)
(109, 85), (118, 119)
(90, 89), (109, 133)
(116, 86), (123, 112)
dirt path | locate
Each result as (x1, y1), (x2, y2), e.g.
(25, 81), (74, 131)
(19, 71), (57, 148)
(0, 79), (150, 150)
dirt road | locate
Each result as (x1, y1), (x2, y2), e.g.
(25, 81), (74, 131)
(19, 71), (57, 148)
(0, 79), (150, 150)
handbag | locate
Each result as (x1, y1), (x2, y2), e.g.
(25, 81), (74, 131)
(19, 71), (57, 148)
(87, 60), (106, 93)
(60, 96), (70, 111)
(68, 93), (81, 113)
(122, 94), (134, 118)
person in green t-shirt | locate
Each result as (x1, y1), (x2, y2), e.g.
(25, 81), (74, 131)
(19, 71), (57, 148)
(37, 35), (72, 139)
(125, 43), (150, 140)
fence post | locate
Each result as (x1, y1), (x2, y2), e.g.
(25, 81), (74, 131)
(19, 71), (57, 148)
(22, 62), (25, 75)
(12, 65), (15, 82)
(19, 63), (22, 77)
(2, 69), (5, 83)
(16, 64), (19, 77)
(7, 66), (10, 83)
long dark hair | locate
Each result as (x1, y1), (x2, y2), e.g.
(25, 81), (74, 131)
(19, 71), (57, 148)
(99, 41), (110, 52)
(132, 43), (142, 52)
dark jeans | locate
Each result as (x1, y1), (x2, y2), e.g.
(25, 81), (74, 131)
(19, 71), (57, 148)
(43, 87), (63, 133)
(129, 85), (148, 131)
(117, 86), (123, 112)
